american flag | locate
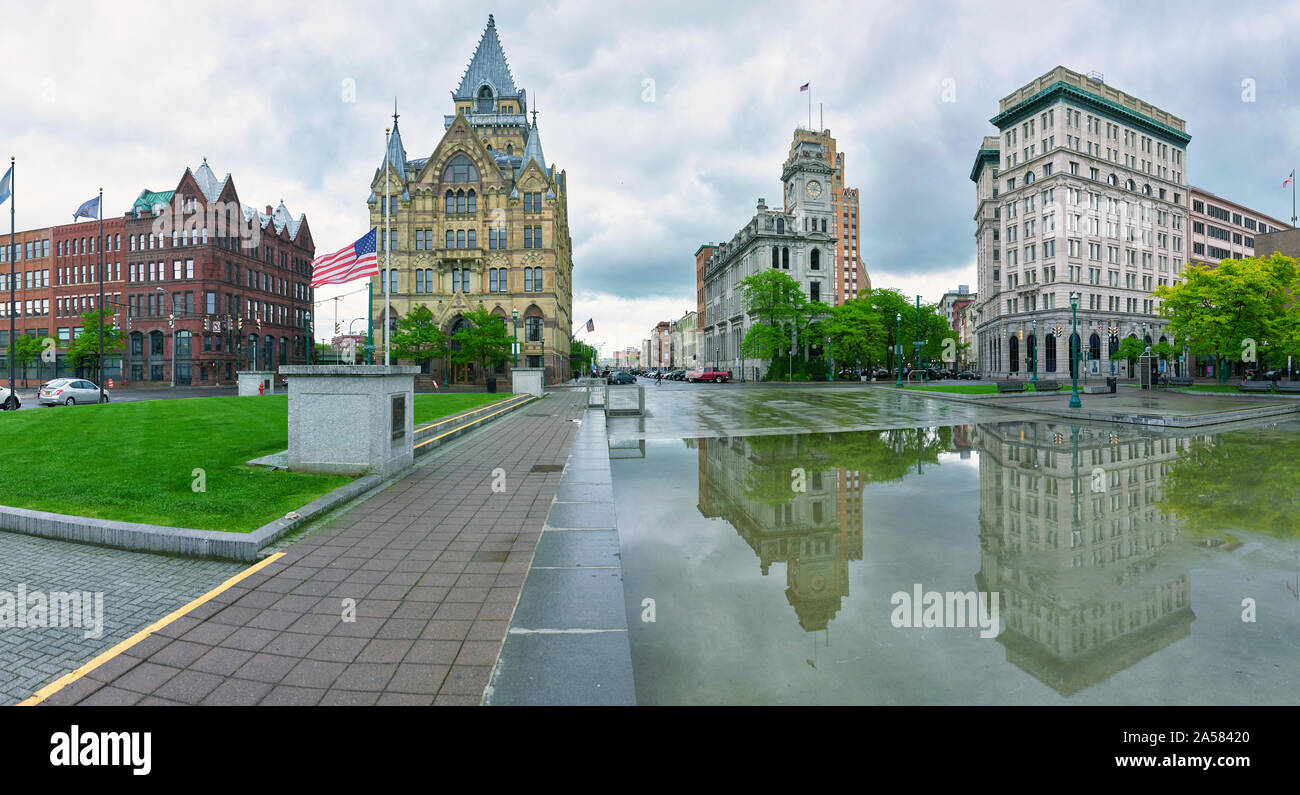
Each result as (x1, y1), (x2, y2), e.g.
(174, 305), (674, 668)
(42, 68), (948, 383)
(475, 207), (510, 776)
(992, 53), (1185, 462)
(310, 229), (378, 288)
(585, 318), (595, 332)
(1285, 170), (1295, 188)
(799, 82), (809, 92)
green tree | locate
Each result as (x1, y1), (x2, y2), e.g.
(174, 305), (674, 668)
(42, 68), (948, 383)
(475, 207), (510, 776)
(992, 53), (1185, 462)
(8, 335), (44, 379)
(1154, 253), (1300, 383)
(1114, 336), (1146, 371)
(391, 304), (447, 370)
(450, 307), (512, 380)
(570, 339), (597, 374)
(865, 288), (952, 373)
(65, 309), (125, 380)
(826, 297), (885, 369)
(739, 270), (806, 364)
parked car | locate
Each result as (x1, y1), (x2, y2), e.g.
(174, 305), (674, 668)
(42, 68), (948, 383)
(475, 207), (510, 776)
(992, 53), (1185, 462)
(0, 385), (18, 411)
(38, 378), (110, 406)
(607, 371), (636, 385)
(687, 367), (731, 383)
(957, 370), (980, 380)
(871, 367), (891, 379)
(1263, 369), (1288, 382)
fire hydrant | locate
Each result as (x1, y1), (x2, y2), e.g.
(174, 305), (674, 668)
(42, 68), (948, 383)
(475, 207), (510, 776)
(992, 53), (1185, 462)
(258, 382), (265, 396)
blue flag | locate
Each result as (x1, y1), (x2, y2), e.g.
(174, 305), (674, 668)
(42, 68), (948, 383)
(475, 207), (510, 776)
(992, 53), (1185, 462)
(0, 165), (11, 206)
(72, 195), (99, 221)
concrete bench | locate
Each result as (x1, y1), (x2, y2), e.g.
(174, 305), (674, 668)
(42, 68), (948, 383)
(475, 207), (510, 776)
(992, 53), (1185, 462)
(996, 382), (1025, 393)
(1238, 382), (1273, 393)
(1034, 381), (1062, 391)
(1083, 385), (1110, 394)
(1275, 382), (1300, 394)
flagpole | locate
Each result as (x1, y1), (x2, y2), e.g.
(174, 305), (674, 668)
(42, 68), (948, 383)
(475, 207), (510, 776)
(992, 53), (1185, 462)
(7, 157), (13, 401)
(97, 188), (104, 403)
(808, 83), (812, 131)
(1292, 168), (1296, 227)
(384, 127), (391, 367)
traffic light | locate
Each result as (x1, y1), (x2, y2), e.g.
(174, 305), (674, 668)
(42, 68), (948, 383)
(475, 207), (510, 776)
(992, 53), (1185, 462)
(237, 316), (243, 332)
(203, 316), (210, 332)
(126, 316), (132, 331)
(168, 313), (175, 329)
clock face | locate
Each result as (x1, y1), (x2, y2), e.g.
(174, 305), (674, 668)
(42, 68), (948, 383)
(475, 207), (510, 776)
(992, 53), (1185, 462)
(806, 180), (822, 198)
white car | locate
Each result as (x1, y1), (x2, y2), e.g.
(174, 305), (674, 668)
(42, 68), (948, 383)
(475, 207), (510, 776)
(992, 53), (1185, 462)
(39, 378), (110, 406)
(1, 385), (18, 411)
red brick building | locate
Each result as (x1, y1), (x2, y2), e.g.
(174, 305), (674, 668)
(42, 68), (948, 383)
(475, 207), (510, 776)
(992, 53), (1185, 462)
(2, 160), (315, 387)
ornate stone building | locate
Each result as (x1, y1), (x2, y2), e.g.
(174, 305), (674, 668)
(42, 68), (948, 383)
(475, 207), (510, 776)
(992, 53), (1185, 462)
(367, 14), (574, 385)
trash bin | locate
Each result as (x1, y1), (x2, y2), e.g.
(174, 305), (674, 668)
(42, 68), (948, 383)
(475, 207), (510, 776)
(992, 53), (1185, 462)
(486, 377), (498, 394)
(1106, 377), (1116, 393)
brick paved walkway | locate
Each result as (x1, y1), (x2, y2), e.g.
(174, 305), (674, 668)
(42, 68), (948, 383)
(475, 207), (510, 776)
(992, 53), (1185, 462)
(43, 391), (583, 706)
(0, 534), (245, 705)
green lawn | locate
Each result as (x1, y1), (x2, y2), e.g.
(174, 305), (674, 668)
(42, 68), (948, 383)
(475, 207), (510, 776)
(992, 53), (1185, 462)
(413, 392), (511, 425)
(0, 392), (510, 532)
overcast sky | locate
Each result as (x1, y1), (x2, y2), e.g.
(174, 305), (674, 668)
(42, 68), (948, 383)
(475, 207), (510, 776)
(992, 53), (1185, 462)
(2, 0), (1298, 355)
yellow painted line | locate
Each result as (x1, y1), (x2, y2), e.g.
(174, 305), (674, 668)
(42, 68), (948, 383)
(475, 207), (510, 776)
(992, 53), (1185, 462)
(18, 552), (287, 706)
(413, 394), (536, 450)
(414, 394), (530, 433)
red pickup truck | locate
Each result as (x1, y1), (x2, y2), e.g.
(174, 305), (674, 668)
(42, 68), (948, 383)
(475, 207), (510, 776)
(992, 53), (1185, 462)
(686, 368), (731, 383)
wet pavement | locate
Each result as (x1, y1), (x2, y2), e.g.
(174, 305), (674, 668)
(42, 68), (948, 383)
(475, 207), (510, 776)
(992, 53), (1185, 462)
(608, 386), (1300, 705)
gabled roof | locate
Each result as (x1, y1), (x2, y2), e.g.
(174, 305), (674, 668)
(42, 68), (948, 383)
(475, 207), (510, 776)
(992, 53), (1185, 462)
(192, 159), (230, 202)
(454, 14), (518, 99)
(131, 189), (174, 213)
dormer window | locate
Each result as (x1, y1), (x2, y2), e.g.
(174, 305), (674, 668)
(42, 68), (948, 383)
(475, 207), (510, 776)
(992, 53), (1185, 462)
(477, 85), (494, 113)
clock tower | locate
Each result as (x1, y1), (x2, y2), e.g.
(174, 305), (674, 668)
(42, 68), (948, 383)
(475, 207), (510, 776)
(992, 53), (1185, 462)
(781, 136), (834, 235)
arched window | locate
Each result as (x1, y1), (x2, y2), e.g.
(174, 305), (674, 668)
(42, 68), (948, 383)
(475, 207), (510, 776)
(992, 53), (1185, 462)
(1025, 170), (1035, 185)
(467, 190), (476, 213)
(445, 190), (454, 214)
(1089, 333), (1102, 360)
(416, 270), (425, 294)
(445, 230), (454, 249)
(532, 267), (543, 291)
(524, 269), (533, 292)
(810, 249), (820, 270)
(1045, 334), (1057, 372)
(771, 248), (779, 269)
(442, 154), (478, 183)
(456, 230), (466, 248)
(477, 85), (494, 113)
(776, 218), (785, 234)
(456, 190), (466, 214)
(1008, 336), (1019, 372)
(782, 248), (789, 269)
(467, 229), (477, 248)
(1108, 174), (1118, 186)
(1126, 178), (1135, 191)
(821, 218), (826, 232)
(1143, 184), (1152, 195)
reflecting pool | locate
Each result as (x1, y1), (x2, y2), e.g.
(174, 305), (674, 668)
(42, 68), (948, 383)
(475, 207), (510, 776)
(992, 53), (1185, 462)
(611, 414), (1300, 705)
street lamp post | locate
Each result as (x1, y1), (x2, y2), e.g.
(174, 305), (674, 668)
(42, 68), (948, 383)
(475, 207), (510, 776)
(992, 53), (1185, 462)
(1030, 319), (1038, 386)
(826, 335), (833, 382)
(895, 313), (903, 387)
(512, 308), (519, 368)
(156, 287), (174, 387)
(1069, 292), (1082, 408)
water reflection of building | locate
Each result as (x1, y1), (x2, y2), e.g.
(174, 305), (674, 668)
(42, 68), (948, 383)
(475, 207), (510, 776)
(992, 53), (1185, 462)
(975, 422), (1201, 695)
(695, 436), (863, 632)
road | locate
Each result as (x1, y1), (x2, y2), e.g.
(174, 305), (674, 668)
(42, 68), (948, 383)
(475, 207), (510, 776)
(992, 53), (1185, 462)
(2, 385), (235, 410)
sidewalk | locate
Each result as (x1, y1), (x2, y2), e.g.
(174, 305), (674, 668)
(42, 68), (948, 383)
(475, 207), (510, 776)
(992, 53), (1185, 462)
(40, 391), (585, 706)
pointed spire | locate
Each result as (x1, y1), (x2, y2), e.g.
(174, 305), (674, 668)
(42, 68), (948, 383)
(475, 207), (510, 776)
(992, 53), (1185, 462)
(522, 119), (546, 173)
(384, 100), (407, 176)
(455, 14), (518, 99)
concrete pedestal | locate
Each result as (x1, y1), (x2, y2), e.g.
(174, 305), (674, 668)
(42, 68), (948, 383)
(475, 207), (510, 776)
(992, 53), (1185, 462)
(237, 370), (274, 396)
(279, 365), (419, 478)
(512, 367), (545, 397)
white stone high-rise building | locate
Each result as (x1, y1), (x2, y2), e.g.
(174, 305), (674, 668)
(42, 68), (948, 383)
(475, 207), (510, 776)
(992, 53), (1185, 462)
(971, 67), (1189, 380)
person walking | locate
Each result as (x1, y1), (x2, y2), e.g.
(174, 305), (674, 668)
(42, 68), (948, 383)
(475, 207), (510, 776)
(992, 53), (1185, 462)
(655, 370), (663, 386)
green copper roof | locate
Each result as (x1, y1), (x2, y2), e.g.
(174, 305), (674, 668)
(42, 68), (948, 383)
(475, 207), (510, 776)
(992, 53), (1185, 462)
(132, 189), (174, 212)
(969, 148), (1000, 183)
(991, 81), (1191, 147)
